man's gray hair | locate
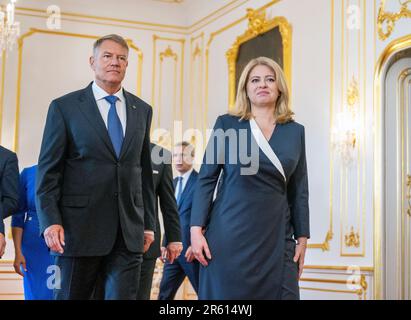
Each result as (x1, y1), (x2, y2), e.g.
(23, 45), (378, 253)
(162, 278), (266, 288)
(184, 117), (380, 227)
(93, 34), (129, 56)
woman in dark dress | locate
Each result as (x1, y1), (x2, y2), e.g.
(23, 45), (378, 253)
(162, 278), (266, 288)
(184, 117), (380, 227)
(190, 57), (310, 300)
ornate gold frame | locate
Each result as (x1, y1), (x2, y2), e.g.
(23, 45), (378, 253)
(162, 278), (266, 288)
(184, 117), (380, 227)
(225, 9), (292, 110)
(377, 0), (411, 41)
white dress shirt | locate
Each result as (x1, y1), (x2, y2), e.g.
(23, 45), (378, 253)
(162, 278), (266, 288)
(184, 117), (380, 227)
(175, 168), (194, 199)
(92, 81), (127, 135)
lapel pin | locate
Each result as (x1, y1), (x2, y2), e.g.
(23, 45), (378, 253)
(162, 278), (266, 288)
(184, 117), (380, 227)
(132, 105), (137, 109)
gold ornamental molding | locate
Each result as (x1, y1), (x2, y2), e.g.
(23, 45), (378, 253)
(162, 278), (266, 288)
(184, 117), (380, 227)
(344, 226), (361, 248)
(307, 0), (335, 252)
(15, 0), (255, 35)
(13, 28), (143, 153)
(204, 0), (281, 149)
(160, 45), (178, 61)
(308, 230), (333, 251)
(347, 76), (360, 107)
(377, 0), (411, 41)
(157, 45), (178, 129)
(226, 9), (292, 110)
(300, 274), (368, 300)
(189, 32), (205, 141)
(303, 265), (374, 272)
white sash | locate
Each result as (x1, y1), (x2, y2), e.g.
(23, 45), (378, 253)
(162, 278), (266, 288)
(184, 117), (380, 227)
(250, 118), (286, 182)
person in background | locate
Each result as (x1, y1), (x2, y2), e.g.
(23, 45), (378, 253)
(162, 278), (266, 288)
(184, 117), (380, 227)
(0, 145), (19, 259)
(137, 143), (182, 300)
(12, 165), (54, 300)
(158, 141), (199, 300)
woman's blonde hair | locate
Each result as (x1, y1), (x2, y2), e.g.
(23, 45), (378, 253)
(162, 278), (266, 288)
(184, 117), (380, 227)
(230, 56), (293, 124)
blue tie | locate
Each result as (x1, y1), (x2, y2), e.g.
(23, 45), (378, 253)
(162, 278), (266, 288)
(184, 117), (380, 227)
(104, 95), (124, 158)
(176, 176), (183, 206)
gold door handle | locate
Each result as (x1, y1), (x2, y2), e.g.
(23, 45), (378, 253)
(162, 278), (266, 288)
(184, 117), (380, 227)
(407, 175), (411, 216)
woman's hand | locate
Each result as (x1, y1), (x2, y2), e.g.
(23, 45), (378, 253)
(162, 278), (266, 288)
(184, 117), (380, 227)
(293, 237), (307, 279)
(190, 226), (212, 267)
(185, 246), (195, 263)
(13, 251), (27, 277)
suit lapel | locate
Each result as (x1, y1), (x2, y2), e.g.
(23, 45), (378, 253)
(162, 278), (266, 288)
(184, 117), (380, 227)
(178, 171), (196, 210)
(77, 83), (116, 158)
(119, 90), (140, 159)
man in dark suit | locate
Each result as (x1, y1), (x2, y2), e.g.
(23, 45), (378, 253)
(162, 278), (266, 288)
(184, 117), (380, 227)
(36, 34), (156, 300)
(158, 141), (199, 300)
(136, 143), (182, 300)
(0, 146), (19, 258)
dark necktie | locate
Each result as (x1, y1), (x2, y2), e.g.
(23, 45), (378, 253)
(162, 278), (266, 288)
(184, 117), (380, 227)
(104, 95), (123, 158)
(176, 176), (183, 206)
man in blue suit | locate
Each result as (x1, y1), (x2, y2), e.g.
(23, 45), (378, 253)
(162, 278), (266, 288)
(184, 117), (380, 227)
(158, 141), (199, 300)
(36, 34), (156, 299)
(0, 146), (19, 258)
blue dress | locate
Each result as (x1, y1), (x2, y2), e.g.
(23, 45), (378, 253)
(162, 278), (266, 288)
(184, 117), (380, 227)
(191, 114), (310, 300)
(11, 165), (53, 300)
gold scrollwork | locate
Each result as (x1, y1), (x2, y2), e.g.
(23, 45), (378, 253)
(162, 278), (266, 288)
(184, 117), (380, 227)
(344, 226), (361, 248)
(192, 44), (201, 58)
(308, 230), (333, 251)
(407, 174), (411, 216)
(377, 0), (411, 41)
(226, 8), (292, 110)
(357, 274), (368, 300)
(347, 76), (359, 107)
(160, 45), (178, 61)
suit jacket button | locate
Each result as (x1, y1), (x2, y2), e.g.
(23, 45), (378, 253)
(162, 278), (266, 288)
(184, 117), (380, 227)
(114, 192), (118, 197)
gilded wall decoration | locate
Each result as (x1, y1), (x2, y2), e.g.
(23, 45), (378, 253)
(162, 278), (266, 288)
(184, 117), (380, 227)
(377, 0), (411, 40)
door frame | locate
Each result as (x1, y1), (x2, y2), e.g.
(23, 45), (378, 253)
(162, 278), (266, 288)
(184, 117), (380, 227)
(374, 34), (411, 300)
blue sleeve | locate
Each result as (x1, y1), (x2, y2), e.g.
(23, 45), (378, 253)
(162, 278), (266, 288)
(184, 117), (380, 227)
(191, 116), (224, 227)
(11, 169), (27, 229)
(287, 126), (310, 239)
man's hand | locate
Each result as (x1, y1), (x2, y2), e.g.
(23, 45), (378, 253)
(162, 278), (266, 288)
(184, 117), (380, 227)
(185, 245), (195, 263)
(166, 242), (183, 264)
(160, 246), (167, 263)
(44, 225), (65, 254)
(293, 237), (308, 279)
(143, 232), (154, 253)
(0, 233), (6, 258)
(13, 252), (27, 277)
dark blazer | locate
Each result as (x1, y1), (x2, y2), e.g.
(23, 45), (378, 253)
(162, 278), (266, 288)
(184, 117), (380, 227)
(144, 144), (181, 260)
(171, 170), (198, 251)
(36, 82), (156, 256)
(0, 146), (19, 235)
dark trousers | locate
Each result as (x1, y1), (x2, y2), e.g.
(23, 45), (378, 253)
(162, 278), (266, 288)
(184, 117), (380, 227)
(136, 258), (157, 300)
(158, 258), (199, 300)
(54, 230), (143, 300)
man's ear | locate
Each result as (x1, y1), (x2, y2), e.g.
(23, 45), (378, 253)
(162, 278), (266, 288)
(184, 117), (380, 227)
(89, 56), (95, 70)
